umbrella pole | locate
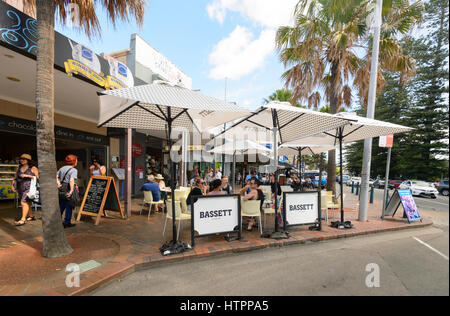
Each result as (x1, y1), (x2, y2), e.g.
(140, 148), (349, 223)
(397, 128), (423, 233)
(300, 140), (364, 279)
(159, 108), (190, 256)
(340, 128), (345, 224)
(270, 109), (288, 239)
(298, 147), (302, 190)
(232, 151), (236, 193)
(168, 108), (177, 243)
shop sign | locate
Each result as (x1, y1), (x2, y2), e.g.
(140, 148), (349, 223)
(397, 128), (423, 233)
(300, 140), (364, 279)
(132, 142), (143, 158)
(283, 191), (320, 227)
(191, 195), (241, 247)
(135, 165), (145, 179)
(134, 35), (192, 89)
(0, 114), (108, 146)
(379, 134), (394, 148)
(0, 1), (135, 90)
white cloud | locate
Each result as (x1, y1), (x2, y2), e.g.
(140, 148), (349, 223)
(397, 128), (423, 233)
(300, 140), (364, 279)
(207, 0), (298, 28)
(208, 26), (275, 80)
(207, 0), (298, 80)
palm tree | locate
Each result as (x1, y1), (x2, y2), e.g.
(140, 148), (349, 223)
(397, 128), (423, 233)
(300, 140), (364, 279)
(22, 0), (145, 258)
(263, 88), (305, 107)
(275, 0), (421, 196)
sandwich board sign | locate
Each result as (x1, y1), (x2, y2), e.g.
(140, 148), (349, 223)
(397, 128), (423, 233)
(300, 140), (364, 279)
(77, 176), (125, 225)
(384, 189), (421, 223)
(282, 191), (320, 228)
(191, 195), (241, 247)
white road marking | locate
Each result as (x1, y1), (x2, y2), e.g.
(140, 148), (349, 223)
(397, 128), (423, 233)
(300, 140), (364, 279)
(413, 237), (449, 261)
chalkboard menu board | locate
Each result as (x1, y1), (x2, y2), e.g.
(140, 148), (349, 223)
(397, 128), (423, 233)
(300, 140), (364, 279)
(77, 176), (124, 225)
(82, 178), (108, 214)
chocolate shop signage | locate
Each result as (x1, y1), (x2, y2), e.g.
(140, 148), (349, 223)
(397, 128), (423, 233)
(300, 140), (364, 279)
(0, 114), (108, 146)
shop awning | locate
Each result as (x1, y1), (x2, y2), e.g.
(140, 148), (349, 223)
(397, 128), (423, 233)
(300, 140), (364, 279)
(97, 83), (250, 132)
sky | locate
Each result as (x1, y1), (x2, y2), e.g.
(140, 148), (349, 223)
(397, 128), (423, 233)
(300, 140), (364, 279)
(55, 0), (300, 110)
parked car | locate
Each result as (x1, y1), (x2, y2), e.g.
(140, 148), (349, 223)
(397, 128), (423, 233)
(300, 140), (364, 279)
(399, 180), (439, 199)
(346, 177), (361, 187)
(337, 175), (350, 184)
(436, 180), (449, 196)
(372, 179), (386, 189)
(388, 180), (403, 189)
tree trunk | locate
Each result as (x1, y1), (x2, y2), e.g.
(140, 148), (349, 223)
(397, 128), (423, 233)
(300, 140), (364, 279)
(326, 63), (339, 197)
(35, 0), (73, 258)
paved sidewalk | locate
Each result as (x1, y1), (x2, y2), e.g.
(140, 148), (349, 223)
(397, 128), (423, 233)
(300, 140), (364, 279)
(0, 192), (432, 296)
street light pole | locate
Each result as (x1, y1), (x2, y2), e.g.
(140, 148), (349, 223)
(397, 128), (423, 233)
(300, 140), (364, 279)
(359, 0), (383, 222)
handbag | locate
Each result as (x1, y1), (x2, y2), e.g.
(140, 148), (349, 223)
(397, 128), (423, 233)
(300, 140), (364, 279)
(27, 176), (38, 199)
(58, 167), (76, 203)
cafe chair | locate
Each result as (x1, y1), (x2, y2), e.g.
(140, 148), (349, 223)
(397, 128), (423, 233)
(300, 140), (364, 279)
(174, 190), (189, 214)
(163, 199), (191, 240)
(241, 200), (263, 235)
(320, 193), (329, 223)
(140, 191), (165, 219)
(328, 194), (346, 219)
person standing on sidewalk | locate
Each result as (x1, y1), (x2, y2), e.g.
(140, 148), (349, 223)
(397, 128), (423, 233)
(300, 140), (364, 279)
(89, 159), (106, 177)
(57, 155), (78, 228)
(11, 154), (39, 226)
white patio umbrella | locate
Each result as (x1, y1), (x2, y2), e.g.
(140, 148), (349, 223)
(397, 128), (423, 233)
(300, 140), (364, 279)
(291, 112), (414, 228)
(278, 144), (337, 181)
(97, 83), (251, 254)
(209, 139), (272, 190)
(214, 101), (351, 237)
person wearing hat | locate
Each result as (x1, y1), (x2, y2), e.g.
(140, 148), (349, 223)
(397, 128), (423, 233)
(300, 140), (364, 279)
(155, 174), (167, 210)
(11, 154), (39, 226)
(57, 155), (78, 228)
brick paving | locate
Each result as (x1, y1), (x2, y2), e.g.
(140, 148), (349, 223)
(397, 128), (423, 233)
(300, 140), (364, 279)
(0, 191), (433, 296)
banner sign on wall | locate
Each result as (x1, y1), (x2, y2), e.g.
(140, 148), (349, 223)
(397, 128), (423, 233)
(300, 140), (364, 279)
(283, 191), (320, 227)
(384, 189), (421, 223)
(0, 1), (135, 90)
(191, 195), (241, 247)
(0, 114), (108, 146)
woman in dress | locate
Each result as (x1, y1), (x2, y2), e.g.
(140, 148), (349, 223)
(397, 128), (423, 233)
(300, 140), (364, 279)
(11, 154), (39, 226)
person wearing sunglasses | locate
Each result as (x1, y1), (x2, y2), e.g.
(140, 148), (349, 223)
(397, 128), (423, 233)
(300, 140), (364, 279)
(240, 177), (264, 231)
(187, 177), (206, 207)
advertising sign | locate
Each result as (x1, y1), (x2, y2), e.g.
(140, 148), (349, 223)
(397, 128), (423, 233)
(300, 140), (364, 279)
(384, 189), (421, 223)
(0, 1), (135, 90)
(397, 189), (421, 222)
(191, 195), (241, 247)
(134, 35), (192, 89)
(283, 192), (320, 227)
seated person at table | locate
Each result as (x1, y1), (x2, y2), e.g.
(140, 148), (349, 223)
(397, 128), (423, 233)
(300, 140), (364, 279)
(291, 176), (302, 192)
(207, 179), (226, 196)
(140, 175), (162, 212)
(187, 177), (206, 207)
(240, 177), (264, 231)
(221, 176), (233, 194)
